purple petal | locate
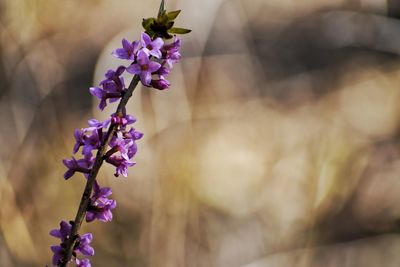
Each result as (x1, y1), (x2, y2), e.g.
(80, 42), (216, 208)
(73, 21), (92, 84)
(76, 258), (91, 267)
(149, 50), (162, 58)
(98, 99), (106, 111)
(49, 229), (62, 239)
(51, 245), (63, 266)
(89, 87), (104, 99)
(126, 115), (136, 124)
(152, 37), (164, 49)
(141, 32), (151, 46)
(121, 38), (131, 51)
(87, 119), (101, 128)
(112, 48), (129, 59)
(115, 65), (126, 76)
(135, 132), (144, 139)
(126, 64), (141, 75)
(148, 61), (161, 73)
(86, 212), (95, 222)
(63, 169), (74, 180)
(80, 246), (95, 256)
(99, 187), (112, 197)
(136, 50), (149, 65)
(132, 41), (140, 53)
(80, 233), (93, 243)
(102, 210), (113, 221)
(63, 158), (75, 169)
(109, 199), (117, 209)
(140, 72), (152, 86)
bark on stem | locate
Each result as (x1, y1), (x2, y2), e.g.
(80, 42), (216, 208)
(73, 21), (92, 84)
(59, 75), (141, 266)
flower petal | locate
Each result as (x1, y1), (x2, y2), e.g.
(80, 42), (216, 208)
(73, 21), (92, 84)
(141, 32), (151, 46)
(126, 64), (141, 75)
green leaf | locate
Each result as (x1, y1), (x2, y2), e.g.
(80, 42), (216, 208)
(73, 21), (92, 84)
(168, 27), (192, 34)
(165, 21), (174, 29)
(158, 12), (169, 24)
(142, 18), (155, 31)
(167, 10), (181, 20)
(158, 0), (165, 16)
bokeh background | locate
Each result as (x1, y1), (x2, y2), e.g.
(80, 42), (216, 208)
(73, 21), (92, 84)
(2, 0), (400, 266)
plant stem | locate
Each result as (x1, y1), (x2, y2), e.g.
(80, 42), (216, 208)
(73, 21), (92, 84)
(59, 74), (141, 267)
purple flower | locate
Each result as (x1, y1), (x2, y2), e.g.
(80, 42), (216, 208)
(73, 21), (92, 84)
(154, 65), (170, 76)
(108, 132), (133, 160)
(82, 131), (101, 158)
(126, 50), (161, 86)
(141, 32), (164, 58)
(90, 83), (122, 109)
(89, 87), (108, 110)
(50, 245), (64, 266)
(73, 129), (84, 154)
(49, 221), (73, 266)
(161, 37), (181, 68)
(50, 220), (95, 266)
(100, 66), (126, 88)
(112, 39), (140, 60)
(63, 156), (94, 179)
(73, 128), (101, 158)
(49, 220), (72, 242)
(76, 233), (95, 256)
(125, 128), (144, 141)
(151, 78), (170, 90)
(86, 182), (117, 222)
(124, 128), (143, 158)
(90, 73), (126, 110)
(76, 258), (91, 267)
(87, 118), (111, 130)
(111, 110), (136, 128)
(106, 155), (136, 177)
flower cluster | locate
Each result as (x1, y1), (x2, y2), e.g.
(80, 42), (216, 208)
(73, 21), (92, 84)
(50, 2), (188, 265)
(86, 181), (116, 222)
(50, 221), (94, 267)
(112, 32), (181, 90)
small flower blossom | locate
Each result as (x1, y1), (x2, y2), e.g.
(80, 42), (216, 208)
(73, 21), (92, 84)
(63, 157), (94, 180)
(50, 245), (64, 266)
(73, 129), (84, 154)
(140, 32), (164, 58)
(90, 68), (126, 110)
(161, 37), (181, 68)
(50, 221), (95, 266)
(154, 65), (170, 76)
(86, 182), (117, 222)
(111, 109), (136, 128)
(108, 132), (133, 160)
(50, 220), (72, 242)
(72, 128), (102, 158)
(126, 50), (161, 86)
(76, 258), (92, 267)
(76, 233), (95, 256)
(125, 127), (144, 141)
(100, 66), (126, 88)
(103, 65), (125, 79)
(106, 155), (136, 177)
(87, 118), (111, 130)
(151, 78), (170, 90)
(112, 39), (140, 60)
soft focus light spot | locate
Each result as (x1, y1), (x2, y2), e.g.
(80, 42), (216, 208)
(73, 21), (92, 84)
(339, 72), (400, 139)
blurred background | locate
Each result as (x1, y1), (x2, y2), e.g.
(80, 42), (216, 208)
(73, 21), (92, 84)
(1, 0), (400, 266)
